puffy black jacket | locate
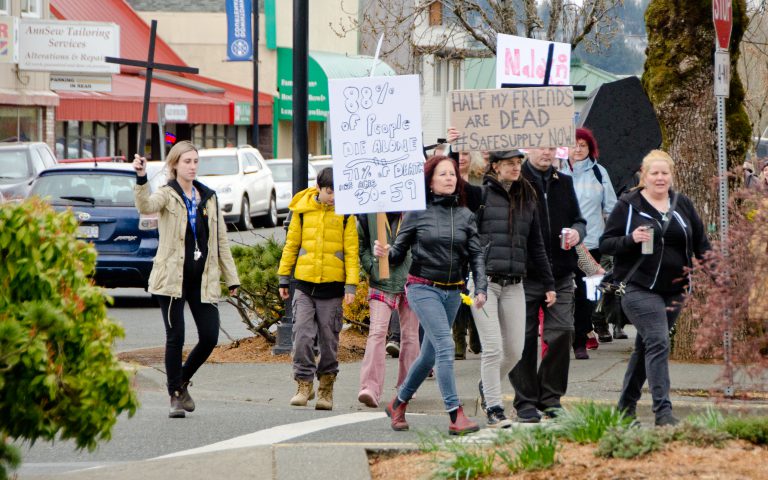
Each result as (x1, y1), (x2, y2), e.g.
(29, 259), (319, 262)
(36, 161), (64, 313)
(522, 162), (587, 280)
(477, 175), (555, 291)
(599, 189), (711, 294)
(389, 194), (488, 294)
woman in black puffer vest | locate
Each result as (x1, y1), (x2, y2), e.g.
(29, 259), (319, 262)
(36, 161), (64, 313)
(471, 150), (555, 428)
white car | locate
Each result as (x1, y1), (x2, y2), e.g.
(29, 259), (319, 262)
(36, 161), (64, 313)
(266, 159), (317, 220)
(197, 146), (278, 229)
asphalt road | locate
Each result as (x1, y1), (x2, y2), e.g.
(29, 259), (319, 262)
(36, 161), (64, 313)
(13, 224), (455, 478)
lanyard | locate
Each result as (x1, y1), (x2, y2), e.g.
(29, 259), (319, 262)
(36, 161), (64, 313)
(182, 188), (200, 257)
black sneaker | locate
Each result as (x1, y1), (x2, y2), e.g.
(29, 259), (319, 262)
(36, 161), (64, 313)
(486, 405), (512, 428)
(595, 325), (613, 343)
(655, 414), (680, 427)
(542, 406), (564, 420)
(478, 380), (487, 412)
(516, 408), (541, 424)
(385, 341), (400, 358)
(613, 325), (629, 339)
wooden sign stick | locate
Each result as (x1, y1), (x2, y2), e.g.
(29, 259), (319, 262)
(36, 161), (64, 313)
(377, 213), (390, 279)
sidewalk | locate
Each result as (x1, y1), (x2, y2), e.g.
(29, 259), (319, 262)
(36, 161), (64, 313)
(26, 326), (768, 480)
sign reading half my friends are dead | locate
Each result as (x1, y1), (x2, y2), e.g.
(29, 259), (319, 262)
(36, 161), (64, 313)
(449, 86), (575, 152)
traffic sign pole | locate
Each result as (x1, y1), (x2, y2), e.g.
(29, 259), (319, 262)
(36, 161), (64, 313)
(713, 0), (734, 398)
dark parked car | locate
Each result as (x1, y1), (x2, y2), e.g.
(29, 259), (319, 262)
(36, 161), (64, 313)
(0, 142), (57, 201)
(28, 163), (167, 289)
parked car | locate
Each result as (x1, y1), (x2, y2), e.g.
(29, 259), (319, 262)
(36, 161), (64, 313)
(197, 146), (277, 229)
(27, 162), (167, 289)
(266, 159), (317, 221)
(0, 142), (58, 200)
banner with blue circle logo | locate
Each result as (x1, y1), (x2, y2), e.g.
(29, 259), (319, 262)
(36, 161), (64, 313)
(226, 0), (253, 62)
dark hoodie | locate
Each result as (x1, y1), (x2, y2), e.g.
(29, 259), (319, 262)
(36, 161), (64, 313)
(599, 189), (710, 294)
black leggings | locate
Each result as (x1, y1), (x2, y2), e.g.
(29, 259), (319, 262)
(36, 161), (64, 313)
(573, 248), (601, 349)
(156, 286), (220, 396)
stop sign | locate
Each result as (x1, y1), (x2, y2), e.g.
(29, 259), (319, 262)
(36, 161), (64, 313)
(713, 0), (733, 50)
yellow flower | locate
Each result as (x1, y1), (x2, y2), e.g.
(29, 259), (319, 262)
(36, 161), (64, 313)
(460, 293), (473, 306)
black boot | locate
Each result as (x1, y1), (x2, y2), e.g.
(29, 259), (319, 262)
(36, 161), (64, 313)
(169, 391), (185, 418)
(179, 381), (195, 412)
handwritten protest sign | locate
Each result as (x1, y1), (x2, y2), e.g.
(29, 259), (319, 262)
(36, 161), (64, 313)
(449, 86), (575, 152)
(328, 75), (425, 215)
(495, 34), (571, 88)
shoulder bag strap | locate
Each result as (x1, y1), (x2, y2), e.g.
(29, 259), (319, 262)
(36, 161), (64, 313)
(619, 192), (679, 292)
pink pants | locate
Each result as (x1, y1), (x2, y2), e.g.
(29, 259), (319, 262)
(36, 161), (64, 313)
(359, 297), (420, 402)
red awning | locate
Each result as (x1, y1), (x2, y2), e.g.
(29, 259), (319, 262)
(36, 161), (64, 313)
(50, 0), (272, 125)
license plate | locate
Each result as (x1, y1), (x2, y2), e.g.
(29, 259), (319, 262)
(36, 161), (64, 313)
(77, 225), (99, 239)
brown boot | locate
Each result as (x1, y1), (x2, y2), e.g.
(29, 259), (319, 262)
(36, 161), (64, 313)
(449, 406), (479, 435)
(315, 373), (336, 410)
(385, 396), (409, 431)
(290, 379), (315, 406)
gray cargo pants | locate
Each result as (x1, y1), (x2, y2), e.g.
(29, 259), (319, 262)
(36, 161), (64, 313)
(291, 289), (343, 381)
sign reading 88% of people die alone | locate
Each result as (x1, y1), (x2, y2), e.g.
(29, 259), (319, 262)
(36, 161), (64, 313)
(328, 75), (426, 215)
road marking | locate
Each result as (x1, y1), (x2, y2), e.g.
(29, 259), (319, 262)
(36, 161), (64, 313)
(156, 411), (387, 459)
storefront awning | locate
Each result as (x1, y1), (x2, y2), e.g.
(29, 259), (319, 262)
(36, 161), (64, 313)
(50, 0), (273, 126)
(0, 88), (59, 107)
(276, 48), (396, 122)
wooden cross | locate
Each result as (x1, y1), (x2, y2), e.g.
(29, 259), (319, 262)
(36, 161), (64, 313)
(105, 20), (199, 158)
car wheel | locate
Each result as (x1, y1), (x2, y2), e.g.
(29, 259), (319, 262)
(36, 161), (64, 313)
(259, 194), (278, 228)
(237, 197), (253, 230)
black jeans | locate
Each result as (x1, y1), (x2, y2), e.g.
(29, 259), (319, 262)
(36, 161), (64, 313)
(573, 248), (601, 349)
(618, 284), (684, 419)
(511, 275), (575, 413)
(156, 283), (220, 396)
(388, 309), (400, 343)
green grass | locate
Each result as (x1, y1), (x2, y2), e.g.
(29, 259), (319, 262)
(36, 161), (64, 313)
(551, 402), (635, 444)
(435, 442), (495, 479)
(497, 428), (558, 473)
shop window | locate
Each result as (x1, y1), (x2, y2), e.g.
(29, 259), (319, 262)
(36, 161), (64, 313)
(21, 0), (41, 17)
(0, 0), (9, 15)
(433, 58), (442, 95)
(192, 124), (237, 149)
(0, 106), (41, 143)
(55, 121), (107, 159)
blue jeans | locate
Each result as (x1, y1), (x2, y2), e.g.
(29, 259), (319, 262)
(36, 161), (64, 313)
(618, 285), (684, 419)
(398, 284), (462, 411)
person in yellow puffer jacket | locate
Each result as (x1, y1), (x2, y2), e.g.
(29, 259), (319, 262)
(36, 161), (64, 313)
(277, 167), (359, 410)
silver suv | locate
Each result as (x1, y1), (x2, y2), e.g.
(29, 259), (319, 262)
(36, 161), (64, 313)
(0, 142), (58, 200)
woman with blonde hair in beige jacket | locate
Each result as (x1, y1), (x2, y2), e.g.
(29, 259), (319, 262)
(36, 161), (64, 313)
(133, 141), (240, 418)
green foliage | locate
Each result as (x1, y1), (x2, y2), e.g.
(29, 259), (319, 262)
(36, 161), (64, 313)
(342, 276), (370, 332)
(226, 239), (285, 342)
(435, 442), (495, 480)
(722, 416), (768, 445)
(0, 440), (20, 480)
(669, 422), (731, 447)
(0, 199), (138, 478)
(552, 402), (635, 444)
(685, 407), (725, 430)
(497, 428), (558, 473)
(416, 429), (446, 453)
(490, 426), (529, 447)
(596, 426), (664, 459)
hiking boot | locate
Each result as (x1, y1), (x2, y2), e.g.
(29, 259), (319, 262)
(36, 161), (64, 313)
(315, 373), (336, 410)
(169, 391), (185, 418)
(478, 380), (487, 412)
(385, 341), (400, 358)
(574, 346), (589, 360)
(655, 414), (680, 427)
(516, 408), (541, 424)
(613, 325), (629, 340)
(290, 379), (315, 406)
(449, 406), (480, 435)
(385, 397), (409, 431)
(358, 389), (379, 408)
(179, 381), (195, 412)
(485, 405), (512, 429)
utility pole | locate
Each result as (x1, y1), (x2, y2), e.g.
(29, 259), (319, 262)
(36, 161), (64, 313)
(252, 0), (259, 148)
